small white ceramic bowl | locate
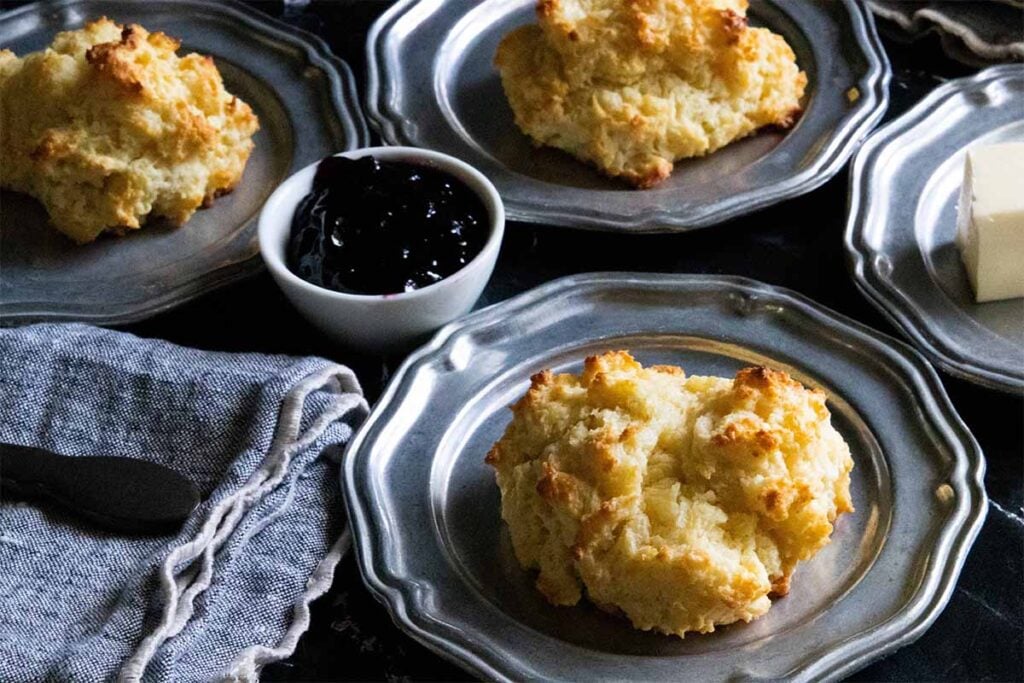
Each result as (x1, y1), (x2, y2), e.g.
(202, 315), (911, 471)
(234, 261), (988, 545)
(259, 147), (505, 350)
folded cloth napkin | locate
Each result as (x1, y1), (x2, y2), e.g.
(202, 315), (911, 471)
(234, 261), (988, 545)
(868, 0), (1024, 66)
(0, 324), (368, 682)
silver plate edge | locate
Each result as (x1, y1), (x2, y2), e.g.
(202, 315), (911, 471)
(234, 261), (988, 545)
(342, 272), (987, 682)
(0, 0), (371, 326)
(844, 64), (1024, 394)
(363, 0), (892, 232)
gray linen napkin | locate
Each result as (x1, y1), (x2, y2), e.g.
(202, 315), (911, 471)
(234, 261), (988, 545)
(0, 324), (368, 682)
(869, 1), (1024, 65)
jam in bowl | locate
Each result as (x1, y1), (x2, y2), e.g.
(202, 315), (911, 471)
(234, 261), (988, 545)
(287, 155), (490, 296)
(258, 147), (505, 350)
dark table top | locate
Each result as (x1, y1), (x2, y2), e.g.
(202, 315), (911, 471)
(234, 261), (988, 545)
(5, 0), (1021, 680)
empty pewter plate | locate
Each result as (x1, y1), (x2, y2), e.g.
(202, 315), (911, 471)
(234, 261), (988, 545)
(365, 0), (890, 231)
(344, 273), (985, 682)
(845, 65), (1024, 394)
(0, 0), (369, 325)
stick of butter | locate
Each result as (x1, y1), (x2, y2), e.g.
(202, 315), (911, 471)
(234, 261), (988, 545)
(956, 142), (1024, 303)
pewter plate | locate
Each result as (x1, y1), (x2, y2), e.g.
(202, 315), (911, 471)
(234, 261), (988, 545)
(365, 0), (890, 231)
(343, 273), (986, 682)
(0, 0), (370, 325)
(845, 65), (1024, 394)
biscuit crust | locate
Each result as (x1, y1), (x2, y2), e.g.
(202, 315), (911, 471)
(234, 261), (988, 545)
(0, 18), (259, 243)
(486, 351), (853, 637)
(495, 0), (807, 187)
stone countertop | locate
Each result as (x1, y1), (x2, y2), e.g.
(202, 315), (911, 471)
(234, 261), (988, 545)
(153, 2), (1023, 680)
(3, 0), (1018, 679)
(135, 2), (1024, 680)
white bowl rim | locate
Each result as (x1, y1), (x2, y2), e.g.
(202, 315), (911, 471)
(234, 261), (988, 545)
(258, 146), (505, 303)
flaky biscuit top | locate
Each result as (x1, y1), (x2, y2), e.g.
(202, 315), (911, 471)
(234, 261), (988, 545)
(486, 351), (853, 637)
(0, 18), (259, 243)
(495, 0), (806, 187)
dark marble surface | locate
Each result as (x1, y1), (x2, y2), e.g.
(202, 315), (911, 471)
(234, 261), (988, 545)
(3, 0), (1021, 680)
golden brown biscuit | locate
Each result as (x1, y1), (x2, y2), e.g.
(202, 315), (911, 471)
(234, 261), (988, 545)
(0, 18), (259, 243)
(486, 351), (853, 637)
(495, 0), (807, 187)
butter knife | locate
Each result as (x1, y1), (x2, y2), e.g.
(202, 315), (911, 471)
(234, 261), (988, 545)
(0, 442), (200, 534)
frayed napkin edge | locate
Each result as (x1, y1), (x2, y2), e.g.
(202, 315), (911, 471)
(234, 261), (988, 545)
(118, 363), (368, 682)
(223, 527), (353, 682)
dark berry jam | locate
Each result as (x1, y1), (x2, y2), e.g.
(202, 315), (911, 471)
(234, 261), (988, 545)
(286, 155), (489, 295)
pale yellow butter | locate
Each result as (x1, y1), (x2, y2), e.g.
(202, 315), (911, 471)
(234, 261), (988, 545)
(956, 142), (1024, 303)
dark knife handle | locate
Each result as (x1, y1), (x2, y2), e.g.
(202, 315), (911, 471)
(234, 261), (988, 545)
(0, 442), (61, 483)
(0, 442), (200, 535)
